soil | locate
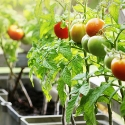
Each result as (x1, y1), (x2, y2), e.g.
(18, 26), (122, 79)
(10, 84), (62, 116)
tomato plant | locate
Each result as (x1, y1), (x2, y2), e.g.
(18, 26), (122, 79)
(111, 57), (125, 81)
(26, 0), (125, 125)
(87, 36), (111, 56)
(7, 25), (24, 41)
(54, 21), (68, 39)
(86, 18), (105, 36)
(70, 23), (86, 43)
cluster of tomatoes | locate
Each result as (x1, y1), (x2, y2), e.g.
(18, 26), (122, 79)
(54, 18), (125, 81)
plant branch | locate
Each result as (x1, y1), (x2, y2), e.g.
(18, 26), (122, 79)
(62, 103), (67, 125)
(107, 104), (112, 125)
(12, 67), (25, 96)
(118, 80), (124, 100)
(0, 36), (14, 76)
(114, 29), (124, 50)
(19, 79), (33, 107)
(69, 86), (76, 125)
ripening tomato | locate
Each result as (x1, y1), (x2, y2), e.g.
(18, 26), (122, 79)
(7, 25), (24, 40)
(21, 31), (33, 45)
(86, 18), (105, 37)
(81, 34), (90, 52)
(111, 58), (125, 81)
(104, 54), (115, 69)
(70, 23), (86, 43)
(54, 22), (68, 39)
(87, 36), (111, 57)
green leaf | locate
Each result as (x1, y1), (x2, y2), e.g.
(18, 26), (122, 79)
(42, 81), (52, 101)
(118, 41), (125, 53)
(43, 59), (57, 70)
(59, 42), (72, 60)
(103, 85), (120, 101)
(89, 83), (111, 105)
(66, 93), (79, 123)
(79, 82), (90, 96)
(57, 79), (67, 106)
(72, 73), (86, 80)
(34, 0), (42, 19)
(73, 4), (84, 13)
(76, 89), (97, 125)
(84, 103), (97, 125)
(60, 67), (71, 86)
(109, 3), (120, 23)
(71, 55), (83, 74)
(44, 0), (50, 10)
(97, 96), (109, 104)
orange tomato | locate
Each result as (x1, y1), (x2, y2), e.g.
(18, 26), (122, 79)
(111, 57), (125, 81)
(86, 18), (105, 37)
(8, 25), (24, 41)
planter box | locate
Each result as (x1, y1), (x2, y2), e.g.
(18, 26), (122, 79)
(0, 75), (59, 125)
(20, 113), (120, 125)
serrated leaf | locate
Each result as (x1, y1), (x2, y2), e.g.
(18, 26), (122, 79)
(109, 3), (120, 23)
(84, 103), (96, 125)
(71, 55), (83, 74)
(103, 85), (120, 101)
(60, 67), (71, 86)
(57, 79), (67, 106)
(72, 73), (86, 80)
(97, 96), (109, 104)
(66, 93), (79, 123)
(59, 43), (72, 60)
(42, 81), (52, 101)
(79, 82), (90, 96)
(76, 89), (97, 125)
(43, 59), (57, 70)
(70, 84), (81, 95)
(47, 49), (58, 59)
(89, 83), (111, 106)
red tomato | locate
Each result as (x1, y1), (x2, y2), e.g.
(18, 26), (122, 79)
(7, 25), (24, 40)
(86, 18), (105, 37)
(111, 58), (125, 81)
(54, 22), (68, 39)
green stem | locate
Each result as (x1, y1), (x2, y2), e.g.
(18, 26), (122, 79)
(101, 7), (104, 20)
(118, 80), (125, 122)
(107, 104), (112, 125)
(104, 76), (112, 125)
(0, 36), (14, 76)
(114, 30), (123, 50)
(118, 80), (124, 100)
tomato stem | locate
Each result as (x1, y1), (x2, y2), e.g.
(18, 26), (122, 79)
(107, 104), (112, 125)
(114, 29), (124, 50)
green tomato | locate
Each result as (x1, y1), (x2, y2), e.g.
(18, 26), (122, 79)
(70, 23), (86, 43)
(21, 31), (33, 45)
(104, 54), (115, 69)
(81, 34), (90, 52)
(88, 36), (111, 56)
